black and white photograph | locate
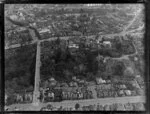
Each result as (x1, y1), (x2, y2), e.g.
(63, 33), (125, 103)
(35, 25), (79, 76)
(4, 4), (145, 111)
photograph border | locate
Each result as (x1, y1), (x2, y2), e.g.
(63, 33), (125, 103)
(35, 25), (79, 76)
(1, 1), (149, 114)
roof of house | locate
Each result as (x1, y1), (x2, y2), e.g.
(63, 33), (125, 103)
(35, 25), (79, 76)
(39, 28), (50, 33)
(49, 77), (55, 81)
(116, 104), (125, 110)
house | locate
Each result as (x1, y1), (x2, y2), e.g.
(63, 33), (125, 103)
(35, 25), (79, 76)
(49, 77), (55, 82)
(48, 77), (57, 86)
(108, 91), (115, 97)
(79, 80), (85, 84)
(96, 77), (106, 85)
(53, 89), (62, 101)
(120, 84), (127, 89)
(72, 31), (82, 36)
(134, 57), (138, 61)
(72, 82), (78, 87)
(136, 89), (145, 95)
(5, 94), (8, 104)
(74, 78), (80, 82)
(118, 90), (125, 96)
(116, 103), (125, 111)
(136, 77), (144, 86)
(16, 93), (23, 103)
(124, 103), (134, 111)
(103, 41), (112, 48)
(10, 15), (18, 20)
(136, 75), (141, 78)
(103, 91), (109, 97)
(124, 90), (131, 96)
(24, 92), (33, 102)
(16, 27), (27, 32)
(104, 104), (110, 111)
(109, 104), (116, 110)
(133, 102), (145, 111)
(70, 81), (79, 87)
(106, 80), (111, 83)
(78, 80), (85, 87)
(72, 92), (78, 100)
(39, 28), (50, 34)
(68, 43), (79, 49)
(87, 81), (96, 86)
(78, 92), (83, 99)
(69, 82), (74, 87)
(103, 80), (106, 84)
(124, 67), (134, 77)
(62, 91), (68, 100)
(131, 90), (137, 96)
(105, 84), (112, 90)
(60, 83), (69, 87)
(47, 92), (54, 100)
(130, 80), (140, 89)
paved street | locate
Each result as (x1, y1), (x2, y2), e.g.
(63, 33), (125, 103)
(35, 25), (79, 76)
(5, 32), (143, 50)
(32, 42), (41, 105)
(6, 96), (145, 111)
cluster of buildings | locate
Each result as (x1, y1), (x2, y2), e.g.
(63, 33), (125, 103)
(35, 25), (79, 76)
(39, 102), (145, 111)
(5, 91), (33, 106)
(6, 5), (114, 45)
(5, 69), (145, 105)
(5, 27), (32, 46)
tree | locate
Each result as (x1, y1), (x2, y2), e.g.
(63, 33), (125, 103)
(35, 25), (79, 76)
(51, 15), (57, 21)
(75, 103), (80, 110)
(113, 61), (125, 76)
(86, 72), (95, 81)
(123, 67), (134, 77)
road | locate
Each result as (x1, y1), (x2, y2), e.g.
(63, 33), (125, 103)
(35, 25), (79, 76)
(5, 32), (143, 50)
(6, 96), (145, 111)
(5, 6), (143, 51)
(112, 39), (138, 61)
(32, 42), (41, 105)
(110, 11), (141, 61)
(122, 9), (141, 33)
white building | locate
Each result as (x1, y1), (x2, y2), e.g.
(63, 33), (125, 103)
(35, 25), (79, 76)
(96, 77), (106, 84)
(39, 28), (50, 34)
(69, 44), (79, 49)
(103, 41), (112, 47)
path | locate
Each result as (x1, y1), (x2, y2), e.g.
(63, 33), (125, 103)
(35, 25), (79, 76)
(112, 36), (138, 61)
(5, 32), (143, 50)
(32, 42), (41, 105)
(122, 9), (141, 33)
(6, 96), (145, 111)
(88, 86), (97, 99)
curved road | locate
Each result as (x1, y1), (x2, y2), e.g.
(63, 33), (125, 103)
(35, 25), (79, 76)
(112, 39), (138, 61)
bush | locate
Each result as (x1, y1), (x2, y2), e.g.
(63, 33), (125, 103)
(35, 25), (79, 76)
(112, 61), (125, 76)
(75, 103), (80, 110)
(6, 95), (16, 106)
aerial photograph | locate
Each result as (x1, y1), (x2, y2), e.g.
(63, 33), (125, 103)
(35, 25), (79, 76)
(4, 4), (145, 111)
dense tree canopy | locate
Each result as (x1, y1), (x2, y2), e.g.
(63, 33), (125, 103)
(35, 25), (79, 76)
(5, 44), (36, 93)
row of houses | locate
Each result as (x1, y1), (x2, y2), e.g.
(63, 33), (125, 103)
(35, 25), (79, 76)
(6, 27), (33, 46)
(42, 87), (93, 102)
(40, 102), (145, 111)
(5, 92), (33, 105)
